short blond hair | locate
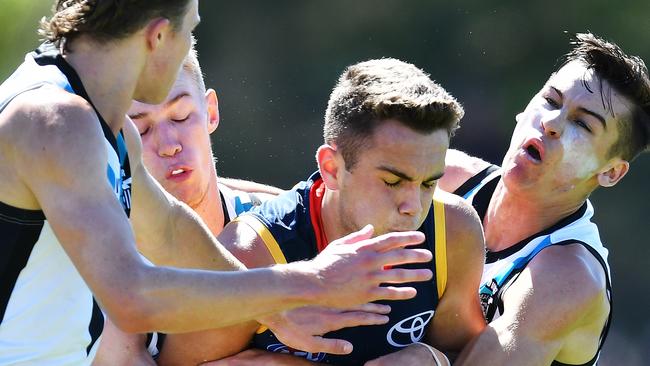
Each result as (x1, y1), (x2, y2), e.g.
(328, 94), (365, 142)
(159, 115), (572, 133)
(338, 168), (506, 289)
(181, 40), (206, 94)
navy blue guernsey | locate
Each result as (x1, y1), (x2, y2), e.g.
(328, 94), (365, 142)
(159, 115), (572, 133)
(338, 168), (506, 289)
(236, 172), (447, 365)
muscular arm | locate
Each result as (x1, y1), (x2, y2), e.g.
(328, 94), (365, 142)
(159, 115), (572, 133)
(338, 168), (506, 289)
(125, 118), (246, 270)
(2, 91), (429, 336)
(159, 219), (400, 365)
(455, 244), (609, 366)
(427, 191), (486, 352)
(6, 92), (315, 333)
(156, 220), (270, 365)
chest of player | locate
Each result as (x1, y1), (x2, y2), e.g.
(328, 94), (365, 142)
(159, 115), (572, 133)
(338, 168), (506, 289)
(253, 230), (440, 365)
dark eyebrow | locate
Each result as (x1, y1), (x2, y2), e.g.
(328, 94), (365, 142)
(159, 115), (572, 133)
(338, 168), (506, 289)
(550, 86), (563, 99)
(378, 166), (444, 182)
(578, 107), (607, 130)
(550, 86), (607, 130)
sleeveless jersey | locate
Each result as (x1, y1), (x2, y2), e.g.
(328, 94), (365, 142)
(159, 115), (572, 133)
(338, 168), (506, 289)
(454, 165), (612, 366)
(236, 172), (448, 365)
(0, 43), (132, 365)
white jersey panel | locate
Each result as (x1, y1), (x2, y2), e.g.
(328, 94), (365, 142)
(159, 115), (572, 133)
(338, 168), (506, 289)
(0, 222), (97, 366)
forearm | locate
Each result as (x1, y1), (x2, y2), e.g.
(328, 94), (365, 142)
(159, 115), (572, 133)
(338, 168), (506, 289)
(138, 201), (246, 271)
(118, 263), (316, 334)
(219, 177), (285, 195)
(157, 321), (259, 366)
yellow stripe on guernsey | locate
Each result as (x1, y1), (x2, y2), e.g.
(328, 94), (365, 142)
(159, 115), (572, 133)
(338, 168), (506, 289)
(433, 197), (447, 298)
(232, 214), (287, 334)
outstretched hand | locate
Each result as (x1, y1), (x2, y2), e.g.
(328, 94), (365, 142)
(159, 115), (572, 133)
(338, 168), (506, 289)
(258, 303), (392, 355)
(301, 225), (432, 308)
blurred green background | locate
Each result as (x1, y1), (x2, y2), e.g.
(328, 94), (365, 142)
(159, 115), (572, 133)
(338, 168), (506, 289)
(2, 1), (648, 364)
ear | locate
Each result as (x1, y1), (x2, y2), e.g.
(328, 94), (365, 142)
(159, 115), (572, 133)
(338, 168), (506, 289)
(205, 88), (219, 134)
(317, 144), (343, 191)
(596, 158), (629, 188)
(143, 18), (171, 52)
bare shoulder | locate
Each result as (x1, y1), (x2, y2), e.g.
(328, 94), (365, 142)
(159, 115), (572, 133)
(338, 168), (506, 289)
(439, 149), (492, 192)
(502, 243), (609, 338)
(527, 244), (608, 308)
(218, 216), (277, 268)
(0, 87), (107, 208)
(435, 190), (485, 254)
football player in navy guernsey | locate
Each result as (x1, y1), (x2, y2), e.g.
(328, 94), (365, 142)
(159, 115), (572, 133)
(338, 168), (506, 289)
(196, 58), (487, 366)
(441, 33), (650, 366)
(96, 47), (393, 366)
(0, 1), (439, 364)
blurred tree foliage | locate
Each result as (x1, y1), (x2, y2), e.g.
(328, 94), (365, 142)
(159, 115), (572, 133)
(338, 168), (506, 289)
(2, 1), (649, 364)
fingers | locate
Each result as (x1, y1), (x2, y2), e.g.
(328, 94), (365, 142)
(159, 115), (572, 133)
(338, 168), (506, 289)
(374, 248), (432, 268)
(344, 303), (391, 315)
(334, 224), (374, 245)
(295, 336), (354, 355)
(369, 286), (418, 302)
(324, 310), (389, 331)
(372, 267), (433, 284)
(357, 231), (426, 253)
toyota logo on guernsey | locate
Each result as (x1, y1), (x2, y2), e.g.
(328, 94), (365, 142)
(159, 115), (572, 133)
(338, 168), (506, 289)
(267, 343), (327, 362)
(386, 310), (435, 347)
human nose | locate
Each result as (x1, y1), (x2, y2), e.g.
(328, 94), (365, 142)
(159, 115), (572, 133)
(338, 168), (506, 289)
(398, 185), (423, 217)
(155, 123), (182, 157)
(540, 110), (565, 138)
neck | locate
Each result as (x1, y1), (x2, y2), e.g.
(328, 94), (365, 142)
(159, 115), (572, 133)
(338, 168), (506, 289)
(190, 165), (225, 237)
(483, 179), (586, 252)
(63, 37), (144, 135)
(320, 187), (347, 242)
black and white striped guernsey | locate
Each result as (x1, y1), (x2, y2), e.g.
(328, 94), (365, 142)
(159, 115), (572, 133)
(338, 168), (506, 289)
(454, 165), (612, 366)
(0, 43), (131, 365)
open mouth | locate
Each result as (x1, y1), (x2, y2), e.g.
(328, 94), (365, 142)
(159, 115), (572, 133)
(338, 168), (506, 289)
(167, 166), (192, 179)
(526, 145), (541, 161)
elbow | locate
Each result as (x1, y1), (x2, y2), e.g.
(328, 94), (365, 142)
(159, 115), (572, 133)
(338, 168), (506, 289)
(108, 296), (157, 334)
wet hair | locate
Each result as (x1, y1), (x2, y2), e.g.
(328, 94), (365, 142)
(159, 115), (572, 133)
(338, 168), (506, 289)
(561, 32), (650, 161)
(39, 0), (190, 52)
(324, 58), (463, 169)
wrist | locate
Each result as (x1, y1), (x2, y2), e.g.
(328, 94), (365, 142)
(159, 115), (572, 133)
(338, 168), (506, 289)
(413, 342), (450, 366)
(269, 262), (323, 307)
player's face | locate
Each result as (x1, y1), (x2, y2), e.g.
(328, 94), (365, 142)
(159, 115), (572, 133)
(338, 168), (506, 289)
(337, 120), (448, 236)
(501, 60), (631, 198)
(129, 70), (218, 208)
(136, 0), (200, 103)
